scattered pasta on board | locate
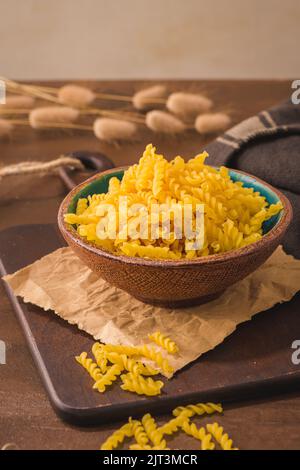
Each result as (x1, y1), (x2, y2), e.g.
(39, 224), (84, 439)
(75, 336), (176, 397)
(99, 402), (238, 451)
(75, 340), (238, 450)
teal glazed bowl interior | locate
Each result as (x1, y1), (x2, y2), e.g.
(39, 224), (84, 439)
(58, 166), (292, 308)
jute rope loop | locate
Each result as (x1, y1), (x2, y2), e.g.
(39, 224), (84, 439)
(0, 155), (84, 179)
(1, 442), (19, 450)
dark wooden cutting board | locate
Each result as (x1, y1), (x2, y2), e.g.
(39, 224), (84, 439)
(1, 223), (300, 425)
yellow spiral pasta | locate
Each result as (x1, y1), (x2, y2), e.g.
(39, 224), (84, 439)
(142, 413), (167, 449)
(92, 342), (108, 373)
(105, 352), (142, 376)
(181, 419), (215, 450)
(100, 422), (133, 450)
(129, 444), (152, 450)
(206, 422), (238, 450)
(77, 344), (235, 451)
(158, 414), (187, 436)
(172, 402), (223, 419)
(138, 363), (160, 376)
(77, 341), (161, 397)
(65, 144), (283, 260)
(99, 343), (140, 357)
(98, 401), (240, 451)
(130, 443), (171, 450)
(129, 418), (149, 447)
(76, 197), (88, 215)
(108, 176), (121, 194)
(148, 331), (179, 354)
(137, 345), (174, 377)
(152, 160), (167, 198)
(119, 242), (181, 260)
(75, 352), (103, 382)
(120, 372), (164, 396)
(93, 364), (122, 393)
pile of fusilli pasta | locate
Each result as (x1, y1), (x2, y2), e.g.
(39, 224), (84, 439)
(76, 336), (239, 450)
(75, 332), (178, 396)
(65, 144), (283, 260)
(100, 402), (239, 450)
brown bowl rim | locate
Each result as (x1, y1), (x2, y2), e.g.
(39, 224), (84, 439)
(58, 166), (293, 269)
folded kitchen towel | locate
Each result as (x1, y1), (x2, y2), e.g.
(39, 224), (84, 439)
(207, 100), (300, 258)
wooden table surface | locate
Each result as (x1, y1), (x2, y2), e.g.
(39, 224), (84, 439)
(1, 80), (299, 450)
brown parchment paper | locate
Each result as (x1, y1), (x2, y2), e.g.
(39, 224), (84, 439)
(3, 246), (300, 373)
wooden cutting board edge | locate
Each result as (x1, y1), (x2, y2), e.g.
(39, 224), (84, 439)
(1, 224), (300, 425)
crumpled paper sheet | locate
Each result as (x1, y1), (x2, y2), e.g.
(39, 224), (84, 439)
(3, 246), (300, 373)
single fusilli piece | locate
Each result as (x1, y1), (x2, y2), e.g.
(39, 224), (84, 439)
(206, 422), (238, 450)
(158, 414), (187, 436)
(137, 345), (174, 377)
(105, 352), (142, 375)
(148, 331), (179, 354)
(152, 160), (166, 198)
(93, 364), (122, 393)
(100, 343), (140, 357)
(108, 176), (121, 194)
(64, 213), (99, 225)
(130, 444), (171, 450)
(92, 342), (108, 373)
(75, 352), (102, 382)
(138, 363), (160, 376)
(142, 413), (167, 449)
(129, 444), (152, 450)
(129, 418), (149, 447)
(76, 197), (88, 215)
(172, 402), (223, 419)
(119, 242), (180, 260)
(120, 372), (164, 396)
(181, 419), (215, 450)
(100, 422), (133, 450)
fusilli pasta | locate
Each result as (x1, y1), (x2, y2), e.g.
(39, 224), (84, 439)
(148, 331), (179, 354)
(100, 422), (133, 450)
(105, 352), (142, 375)
(92, 342), (108, 373)
(142, 413), (167, 449)
(181, 419), (215, 450)
(158, 414), (187, 436)
(129, 418), (149, 447)
(206, 422), (238, 450)
(75, 352), (102, 382)
(137, 345), (174, 377)
(98, 403), (239, 451)
(93, 364), (122, 393)
(76, 197), (88, 215)
(77, 341), (161, 396)
(129, 444), (152, 450)
(65, 144), (283, 260)
(172, 402), (223, 418)
(98, 343), (140, 357)
(120, 372), (164, 396)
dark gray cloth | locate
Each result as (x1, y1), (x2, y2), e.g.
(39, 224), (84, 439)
(205, 100), (300, 258)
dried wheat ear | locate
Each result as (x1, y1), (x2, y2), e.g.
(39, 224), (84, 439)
(195, 113), (231, 134)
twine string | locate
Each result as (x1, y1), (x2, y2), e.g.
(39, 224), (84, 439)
(1, 442), (19, 450)
(0, 155), (84, 179)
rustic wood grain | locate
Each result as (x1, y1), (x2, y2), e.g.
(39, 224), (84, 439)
(1, 80), (300, 450)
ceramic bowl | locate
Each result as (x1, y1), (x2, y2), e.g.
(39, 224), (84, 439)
(58, 167), (292, 308)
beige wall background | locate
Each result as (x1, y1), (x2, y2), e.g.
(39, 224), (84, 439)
(1, 0), (299, 79)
